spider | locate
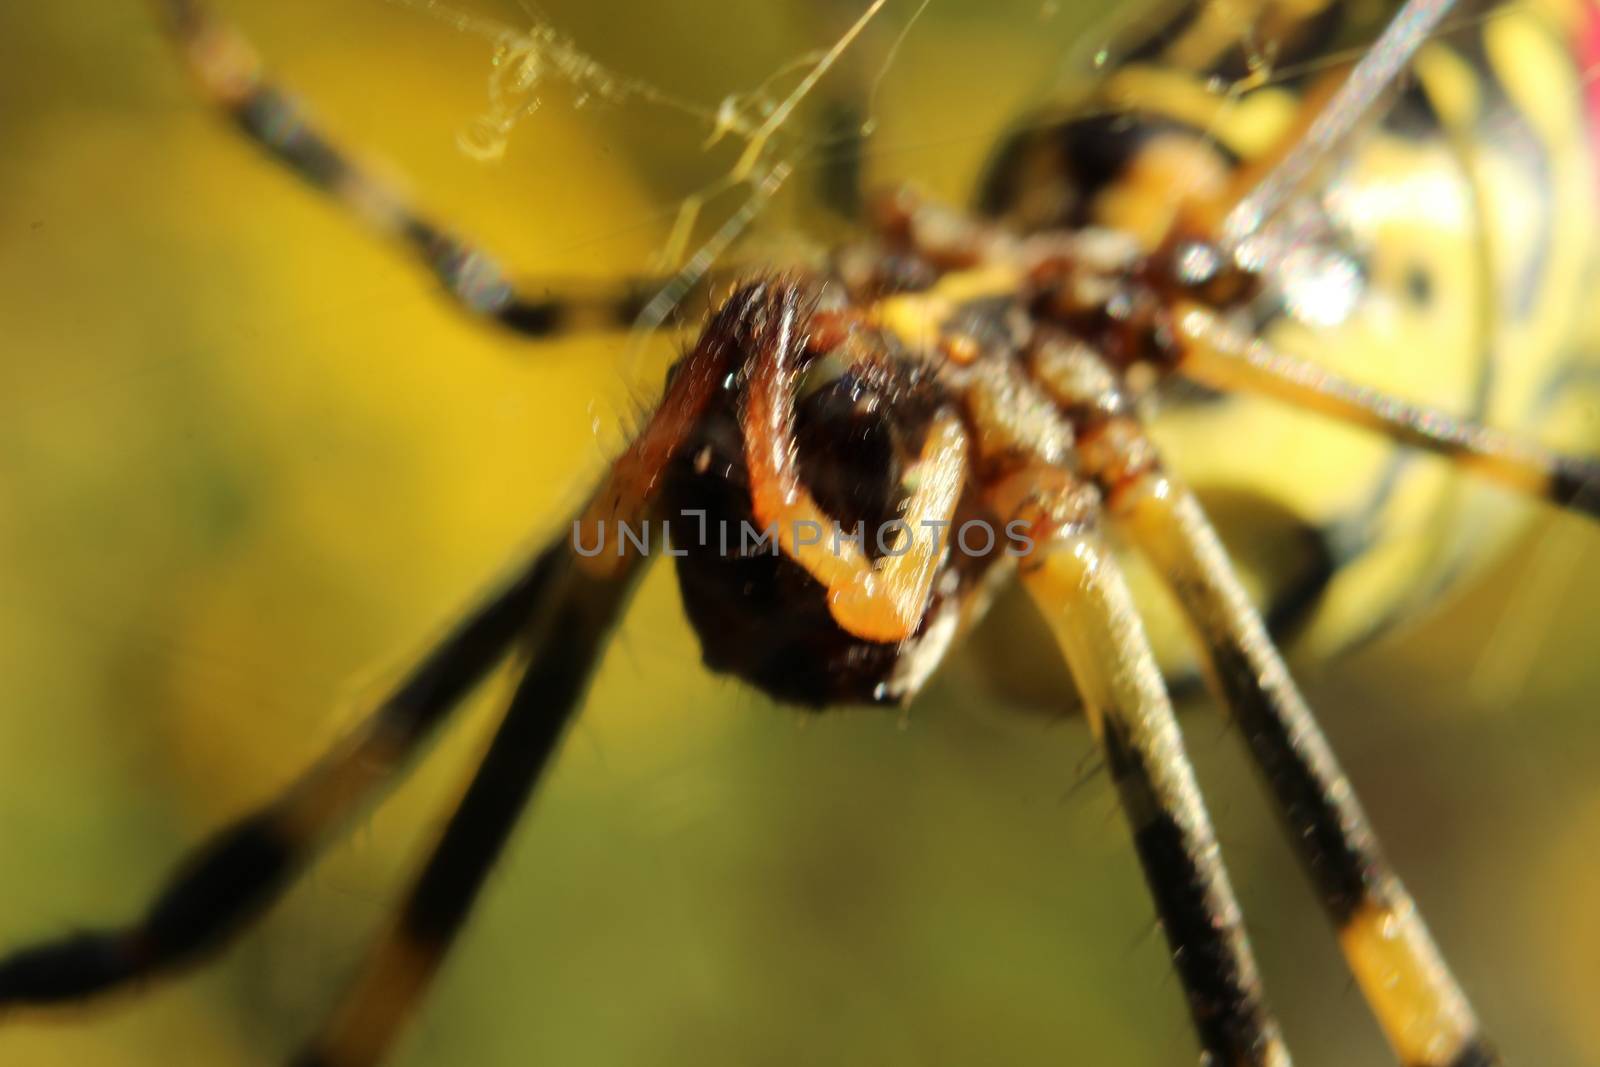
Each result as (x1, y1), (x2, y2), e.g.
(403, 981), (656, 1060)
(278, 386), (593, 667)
(2, 0), (1599, 1064)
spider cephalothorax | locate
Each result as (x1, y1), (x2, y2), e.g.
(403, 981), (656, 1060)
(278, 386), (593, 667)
(659, 198), (1262, 709)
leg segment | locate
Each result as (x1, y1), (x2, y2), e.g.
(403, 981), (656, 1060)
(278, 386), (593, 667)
(0, 542), (560, 1006)
(1089, 417), (1497, 1067)
(151, 0), (669, 337)
(1169, 301), (1600, 518)
(0, 278), (736, 1011)
(286, 284), (768, 1064)
(1015, 493), (1290, 1067)
(292, 553), (642, 1067)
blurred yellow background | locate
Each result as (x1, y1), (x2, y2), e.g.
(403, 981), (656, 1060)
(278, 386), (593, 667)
(2, 2), (1599, 1065)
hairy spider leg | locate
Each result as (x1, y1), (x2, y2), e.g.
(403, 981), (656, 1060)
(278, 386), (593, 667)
(1117, 466), (1499, 1067)
(0, 278), (740, 1034)
(1008, 473), (1292, 1067)
(0, 545), (553, 1006)
(291, 553), (641, 1067)
(1063, 392), (1501, 1065)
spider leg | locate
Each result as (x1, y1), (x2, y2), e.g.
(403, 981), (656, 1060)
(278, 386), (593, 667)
(1217, 0), (1460, 246)
(0, 284), (735, 1013)
(1005, 471), (1291, 1067)
(151, 0), (675, 337)
(281, 281), (797, 1065)
(0, 539), (559, 1007)
(292, 552), (642, 1067)
(1081, 413), (1497, 1067)
(1169, 300), (1600, 518)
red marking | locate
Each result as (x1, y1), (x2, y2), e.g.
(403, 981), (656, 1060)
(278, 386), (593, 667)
(1574, 1), (1600, 200)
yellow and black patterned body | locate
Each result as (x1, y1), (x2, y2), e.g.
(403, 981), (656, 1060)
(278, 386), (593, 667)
(981, 0), (1600, 663)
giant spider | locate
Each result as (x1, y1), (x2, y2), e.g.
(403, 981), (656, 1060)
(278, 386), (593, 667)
(2, 0), (1599, 1064)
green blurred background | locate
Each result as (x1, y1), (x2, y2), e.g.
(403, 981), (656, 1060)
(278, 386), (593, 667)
(2, 2), (1599, 1064)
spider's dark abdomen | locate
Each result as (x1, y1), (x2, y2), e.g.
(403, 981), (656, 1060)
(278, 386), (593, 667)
(660, 366), (955, 709)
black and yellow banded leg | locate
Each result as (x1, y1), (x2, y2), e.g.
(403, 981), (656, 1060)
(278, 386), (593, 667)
(1021, 524), (1291, 1067)
(1110, 467), (1498, 1067)
(0, 287), (730, 1021)
(0, 539), (568, 1006)
(1171, 301), (1600, 519)
(151, 0), (668, 337)
(293, 552), (641, 1067)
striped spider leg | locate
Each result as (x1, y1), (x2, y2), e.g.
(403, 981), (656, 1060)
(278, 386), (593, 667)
(151, 0), (672, 337)
(0, 0), (857, 1033)
(861, 175), (1587, 1067)
(1165, 301), (1600, 517)
(991, 462), (1294, 1067)
(1105, 249), (1599, 1066)
(149, 0), (875, 340)
(0, 271), (738, 1060)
